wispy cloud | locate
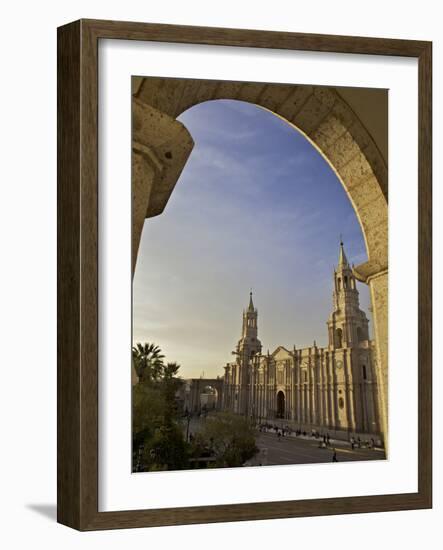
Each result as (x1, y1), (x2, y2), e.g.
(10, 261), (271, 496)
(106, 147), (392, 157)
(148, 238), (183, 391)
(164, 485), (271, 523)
(134, 99), (370, 377)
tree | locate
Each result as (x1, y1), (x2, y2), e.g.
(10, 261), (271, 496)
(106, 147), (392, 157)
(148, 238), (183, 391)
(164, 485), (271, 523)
(163, 361), (180, 380)
(132, 347), (188, 471)
(132, 342), (164, 383)
(194, 412), (258, 468)
(132, 383), (165, 458)
(161, 362), (183, 424)
(144, 424), (189, 471)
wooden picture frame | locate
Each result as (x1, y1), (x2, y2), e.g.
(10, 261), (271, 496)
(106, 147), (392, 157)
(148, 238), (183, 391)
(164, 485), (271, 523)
(57, 18), (432, 530)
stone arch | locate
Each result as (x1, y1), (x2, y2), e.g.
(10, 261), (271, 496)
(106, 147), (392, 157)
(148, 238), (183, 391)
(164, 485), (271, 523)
(133, 78), (387, 272)
(132, 77), (388, 445)
(200, 385), (219, 410)
(187, 378), (224, 413)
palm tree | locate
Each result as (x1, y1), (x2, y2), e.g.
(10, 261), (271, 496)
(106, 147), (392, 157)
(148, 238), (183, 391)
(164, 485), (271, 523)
(163, 362), (181, 380)
(162, 362), (182, 424)
(132, 342), (164, 383)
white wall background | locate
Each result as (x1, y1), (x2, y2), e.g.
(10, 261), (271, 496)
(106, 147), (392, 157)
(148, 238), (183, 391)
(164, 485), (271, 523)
(0, 0), (441, 547)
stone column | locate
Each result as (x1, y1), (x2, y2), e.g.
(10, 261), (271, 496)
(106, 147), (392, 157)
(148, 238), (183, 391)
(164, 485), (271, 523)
(322, 354), (329, 427)
(369, 381), (380, 434)
(344, 349), (357, 431)
(132, 98), (195, 275)
(354, 261), (388, 448)
(317, 359), (323, 427)
(260, 385), (264, 419)
(369, 272), (388, 446)
(296, 381), (301, 424)
(132, 148), (156, 274)
(309, 362), (314, 425)
(362, 382), (369, 432)
(300, 382), (304, 425)
(329, 356), (337, 428)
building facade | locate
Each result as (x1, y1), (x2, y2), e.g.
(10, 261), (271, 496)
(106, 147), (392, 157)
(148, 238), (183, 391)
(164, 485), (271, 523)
(222, 243), (381, 436)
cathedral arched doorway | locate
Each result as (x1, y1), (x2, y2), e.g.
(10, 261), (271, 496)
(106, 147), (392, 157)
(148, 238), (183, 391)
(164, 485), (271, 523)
(277, 391), (285, 419)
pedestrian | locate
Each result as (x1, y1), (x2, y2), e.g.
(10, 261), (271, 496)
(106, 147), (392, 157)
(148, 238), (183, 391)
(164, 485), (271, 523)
(332, 449), (338, 462)
(350, 436), (355, 450)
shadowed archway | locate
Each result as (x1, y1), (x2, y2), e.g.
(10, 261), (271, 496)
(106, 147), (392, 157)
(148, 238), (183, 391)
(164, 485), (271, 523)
(277, 391), (285, 419)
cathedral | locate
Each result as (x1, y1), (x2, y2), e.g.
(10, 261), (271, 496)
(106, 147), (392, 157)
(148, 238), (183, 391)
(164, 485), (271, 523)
(221, 242), (381, 437)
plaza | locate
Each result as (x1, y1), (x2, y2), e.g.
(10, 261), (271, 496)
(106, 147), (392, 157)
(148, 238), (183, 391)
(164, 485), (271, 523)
(247, 431), (385, 467)
(182, 413), (385, 468)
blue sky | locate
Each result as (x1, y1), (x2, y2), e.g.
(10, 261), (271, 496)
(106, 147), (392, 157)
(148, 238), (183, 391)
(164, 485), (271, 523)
(133, 99), (371, 378)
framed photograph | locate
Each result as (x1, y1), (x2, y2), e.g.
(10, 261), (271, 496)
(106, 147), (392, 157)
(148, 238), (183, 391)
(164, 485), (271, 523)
(57, 19), (432, 530)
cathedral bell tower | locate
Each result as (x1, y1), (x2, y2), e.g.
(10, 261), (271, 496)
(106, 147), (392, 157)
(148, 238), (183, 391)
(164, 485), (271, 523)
(327, 241), (370, 349)
(237, 292), (261, 357)
(235, 292), (262, 414)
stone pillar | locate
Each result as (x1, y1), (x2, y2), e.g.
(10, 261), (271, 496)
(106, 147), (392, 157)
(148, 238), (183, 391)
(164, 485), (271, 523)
(132, 98), (194, 276)
(362, 382), (369, 432)
(330, 357), (338, 428)
(296, 380), (301, 424)
(309, 361), (315, 425)
(369, 381), (380, 434)
(369, 271), (388, 444)
(132, 149), (156, 274)
(322, 354), (329, 427)
(260, 385), (264, 419)
(344, 350), (357, 431)
(317, 362), (323, 427)
(354, 263), (388, 448)
(300, 383), (304, 425)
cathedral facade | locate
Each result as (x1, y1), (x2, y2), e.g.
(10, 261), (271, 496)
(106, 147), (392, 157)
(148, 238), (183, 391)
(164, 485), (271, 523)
(221, 243), (381, 436)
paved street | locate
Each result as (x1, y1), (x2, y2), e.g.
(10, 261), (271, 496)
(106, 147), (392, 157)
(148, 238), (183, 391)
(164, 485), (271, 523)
(248, 431), (386, 466)
(182, 414), (386, 467)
